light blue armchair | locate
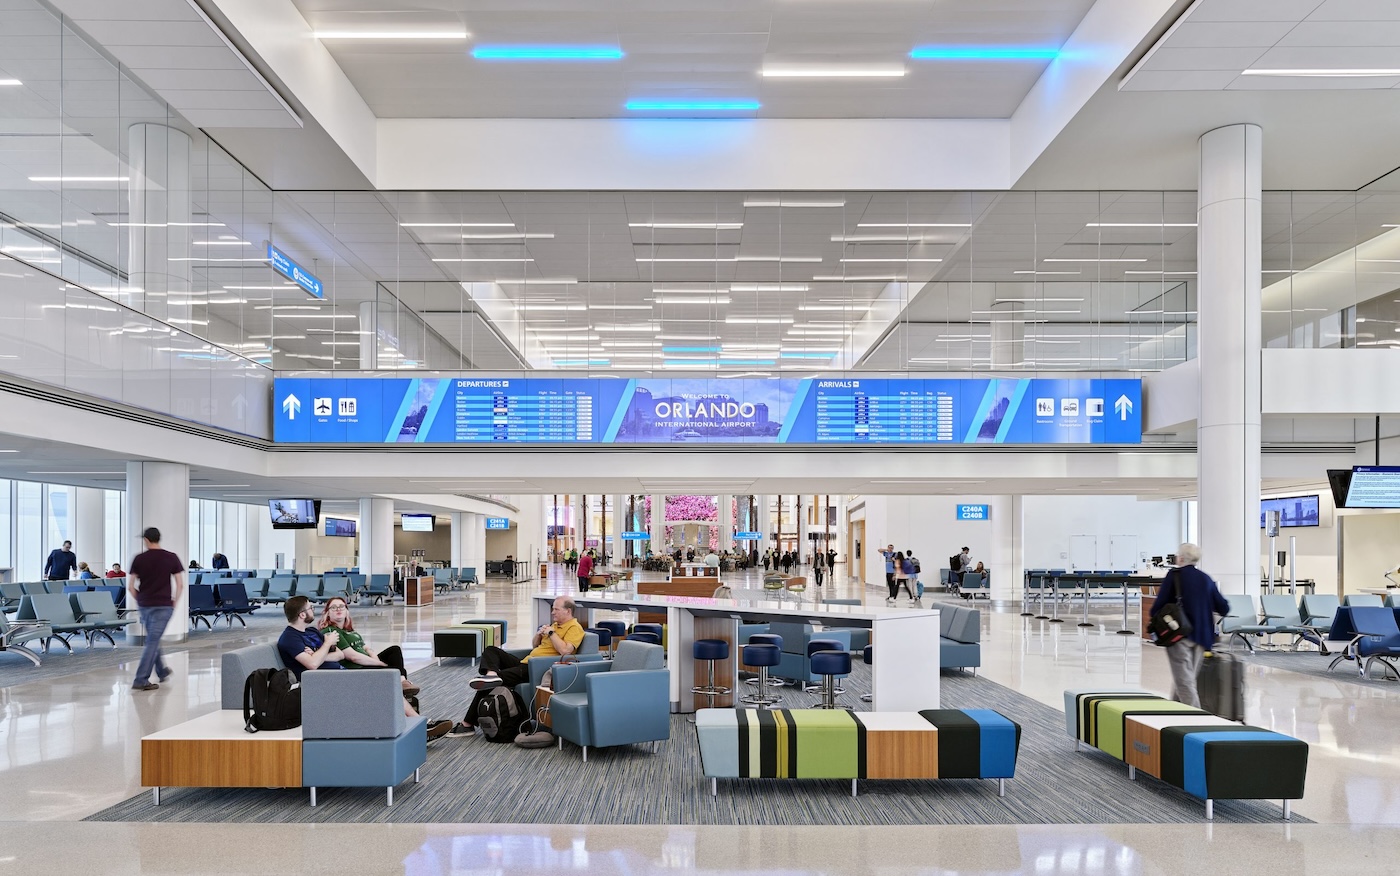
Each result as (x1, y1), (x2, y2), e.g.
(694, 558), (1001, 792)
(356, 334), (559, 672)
(300, 669), (427, 807)
(506, 631), (603, 705)
(547, 640), (669, 762)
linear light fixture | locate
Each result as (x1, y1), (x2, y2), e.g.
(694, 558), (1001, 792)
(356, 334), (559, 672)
(461, 232), (554, 239)
(726, 317), (794, 324)
(492, 278), (577, 284)
(476, 45), (623, 60)
(433, 257), (534, 262)
(192, 240), (250, 246)
(629, 222), (742, 230)
(1085, 222), (1197, 227)
(587, 304), (652, 310)
(910, 46), (1058, 60)
(108, 221), (225, 227)
(1123, 270), (1197, 275)
(655, 296), (730, 305)
(1042, 258), (1147, 263)
(735, 255), (823, 263)
(744, 199), (844, 208)
(627, 100), (760, 111)
(29, 176), (128, 182)
(831, 234), (939, 243)
(761, 65), (905, 78)
(1012, 270), (1080, 275)
(592, 325), (658, 332)
(730, 283), (808, 292)
(314, 30), (468, 39)
(656, 335), (719, 341)
(515, 304), (587, 311)
(402, 222), (514, 227)
(840, 257), (941, 263)
(798, 304), (869, 312)
(1241, 68), (1400, 78)
(857, 223), (970, 228)
(636, 257), (737, 263)
(811, 274), (904, 281)
(553, 359), (610, 366)
(0, 79), (20, 86)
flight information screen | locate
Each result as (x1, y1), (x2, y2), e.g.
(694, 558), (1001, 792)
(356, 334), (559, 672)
(273, 376), (1142, 445)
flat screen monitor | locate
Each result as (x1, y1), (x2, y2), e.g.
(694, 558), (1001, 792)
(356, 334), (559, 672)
(401, 513), (434, 532)
(323, 517), (357, 538)
(1328, 469), (1353, 508)
(1260, 495), (1320, 528)
(1343, 466), (1400, 508)
(269, 499), (319, 528)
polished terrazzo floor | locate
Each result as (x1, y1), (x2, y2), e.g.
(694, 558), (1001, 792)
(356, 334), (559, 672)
(2, 565), (1398, 874)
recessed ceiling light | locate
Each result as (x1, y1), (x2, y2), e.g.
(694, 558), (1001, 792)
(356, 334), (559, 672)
(476, 45), (623, 60)
(315, 30), (469, 40)
(910, 46), (1058, 60)
(1241, 68), (1400, 77)
(192, 240), (250, 246)
(1085, 222), (1197, 227)
(0, 79), (21, 86)
(840, 258), (941, 263)
(29, 176), (128, 182)
(744, 199), (844, 208)
(489, 278), (577, 285)
(433, 257), (534, 262)
(857, 223), (970, 228)
(730, 284), (808, 292)
(762, 65), (905, 79)
(798, 305), (870, 311)
(654, 296), (730, 305)
(735, 256), (823, 263)
(1042, 258), (1147, 263)
(656, 335), (719, 340)
(811, 274), (905, 281)
(726, 317), (794, 324)
(627, 100), (759, 111)
(636, 257), (737, 263)
(461, 232), (554, 239)
(402, 222), (514, 227)
(629, 222), (742, 230)
(588, 304), (652, 310)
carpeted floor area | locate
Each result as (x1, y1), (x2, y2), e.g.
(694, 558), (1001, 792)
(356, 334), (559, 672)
(86, 658), (1304, 825)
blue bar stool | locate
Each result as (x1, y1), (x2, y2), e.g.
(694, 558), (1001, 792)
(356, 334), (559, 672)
(739, 643), (782, 708)
(690, 638), (731, 721)
(745, 633), (786, 687)
(811, 650), (852, 709)
(633, 623), (664, 644)
(861, 644), (873, 702)
(596, 620), (627, 656)
(629, 631), (661, 645)
(586, 626), (613, 659)
(805, 638), (845, 694)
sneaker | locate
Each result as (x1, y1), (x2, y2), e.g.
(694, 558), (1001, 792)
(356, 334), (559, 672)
(426, 719), (452, 741)
(157, 668), (173, 682)
(469, 675), (503, 691)
(885, 597), (895, 606)
(446, 722), (476, 738)
(131, 683), (159, 692)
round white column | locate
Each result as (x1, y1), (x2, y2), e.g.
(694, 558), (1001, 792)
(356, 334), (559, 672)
(450, 512), (466, 569)
(74, 486), (106, 572)
(126, 461), (190, 643)
(649, 494), (665, 550)
(1197, 124), (1262, 596)
(989, 496), (1024, 603)
(358, 497), (395, 576)
(718, 494), (733, 553)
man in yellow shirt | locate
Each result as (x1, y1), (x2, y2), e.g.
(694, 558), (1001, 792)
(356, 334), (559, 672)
(451, 597), (584, 735)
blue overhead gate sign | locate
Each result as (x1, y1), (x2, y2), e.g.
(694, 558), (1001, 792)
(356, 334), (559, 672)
(957, 505), (991, 521)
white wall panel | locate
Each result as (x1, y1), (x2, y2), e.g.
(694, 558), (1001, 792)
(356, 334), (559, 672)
(1022, 495), (1182, 571)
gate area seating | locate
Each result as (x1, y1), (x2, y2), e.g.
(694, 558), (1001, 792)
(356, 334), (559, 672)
(695, 707), (1020, 797)
(1064, 688), (1308, 820)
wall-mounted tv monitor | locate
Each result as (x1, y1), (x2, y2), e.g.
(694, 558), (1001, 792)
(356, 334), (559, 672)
(401, 513), (434, 532)
(269, 499), (320, 529)
(1260, 495), (1320, 528)
(1333, 466), (1400, 509)
(323, 517), (357, 538)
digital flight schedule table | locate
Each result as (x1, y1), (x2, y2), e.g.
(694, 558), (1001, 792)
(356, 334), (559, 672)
(813, 380), (959, 443)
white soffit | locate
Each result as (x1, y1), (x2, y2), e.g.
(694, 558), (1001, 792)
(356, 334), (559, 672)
(47, 0), (302, 128)
(1121, 0), (1400, 92)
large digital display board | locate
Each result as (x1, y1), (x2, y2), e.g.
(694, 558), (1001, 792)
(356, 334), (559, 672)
(273, 377), (1141, 445)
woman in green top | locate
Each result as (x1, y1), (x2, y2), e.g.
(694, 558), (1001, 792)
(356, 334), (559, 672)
(319, 597), (417, 695)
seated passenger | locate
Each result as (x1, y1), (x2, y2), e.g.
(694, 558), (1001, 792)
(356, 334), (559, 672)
(319, 597), (418, 696)
(105, 563), (125, 578)
(77, 562), (97, 580)
(450, 596), (584, 737)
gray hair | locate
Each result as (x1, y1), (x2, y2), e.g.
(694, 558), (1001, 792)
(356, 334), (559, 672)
(1176, 542), (1201, 566)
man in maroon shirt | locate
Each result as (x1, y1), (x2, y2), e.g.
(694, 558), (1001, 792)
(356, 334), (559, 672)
(127, 527), (186, 692)
(576, 550), (593, 592)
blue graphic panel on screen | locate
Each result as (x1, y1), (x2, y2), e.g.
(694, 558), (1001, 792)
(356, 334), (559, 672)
(274, 378), (311, 442)
(266, 243), (323, 299)
(305, 378), (347, 443)
(1101, 379), (1142, 444)
(343, 379), (386, 443)
(614, 378), (789, 443)
(1029, 378), (1096, 444)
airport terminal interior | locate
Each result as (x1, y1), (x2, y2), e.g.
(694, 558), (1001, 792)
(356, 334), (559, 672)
(6, 0), (1400, 872)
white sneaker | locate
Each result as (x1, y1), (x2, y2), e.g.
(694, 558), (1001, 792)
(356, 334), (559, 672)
(885, 597), (895, 606)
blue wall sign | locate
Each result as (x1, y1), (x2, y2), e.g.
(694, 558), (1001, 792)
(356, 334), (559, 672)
(484, 517), (510, 530)
(267, 243), (323, 299)
(957, 504), (991, 521)
(733, 531), (763, 541)
(621, 531), (649, 540)
(273, 377), (1142, 445)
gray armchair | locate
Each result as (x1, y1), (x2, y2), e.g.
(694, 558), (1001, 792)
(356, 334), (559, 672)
(300, 669), (427, 806)
(506, 631), (603, 704)
(548, 640), (669, 761)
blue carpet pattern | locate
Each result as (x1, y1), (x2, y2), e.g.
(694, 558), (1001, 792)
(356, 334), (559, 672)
(85, 658), (1304, 825)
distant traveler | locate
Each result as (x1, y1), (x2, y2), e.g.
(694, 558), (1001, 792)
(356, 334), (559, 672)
(905, 549), (922, 602)
(77, 562), (97, 580)
(127, 527), (186, 692)
(1149, 543), (1230, 708)
(210, 552), (230, 570)
(44, 540), (77, 581)
(812, 551), (826, 587)
(881, 544), (897, 605)
(576, 550), (594, 592)
(106, 563), (125, 578)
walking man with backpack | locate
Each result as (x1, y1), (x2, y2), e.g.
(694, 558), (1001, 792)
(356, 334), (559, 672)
(451, 596), (584, 737)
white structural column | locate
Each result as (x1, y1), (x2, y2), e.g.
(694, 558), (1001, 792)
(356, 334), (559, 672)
(649, 495), (665, 549)
(359, 498), (395, 577)
(757, 496), (773, 553)
(449, 512), (466, 569)
(1197, 124), (1262, 596)
(609, 494), (625, 566)
(572, 495), (586, 551)
(74, 487), (105, 572)
(717, 494), (733, 553)
(126, 462), (190, 643)
(127, 124), (191, 315)
(460, 513), (486, 577)
(989, 496), (1024, 603)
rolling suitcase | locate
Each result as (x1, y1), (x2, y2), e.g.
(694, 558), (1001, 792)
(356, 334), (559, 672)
(1197, 650), (1244, 721)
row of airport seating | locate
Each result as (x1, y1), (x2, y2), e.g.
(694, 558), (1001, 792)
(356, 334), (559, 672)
(1, 589), (134, 664)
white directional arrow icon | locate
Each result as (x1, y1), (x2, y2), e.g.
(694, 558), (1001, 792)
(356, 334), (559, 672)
(1114, 394), (1133, 421)
(282, 394), (301, 419)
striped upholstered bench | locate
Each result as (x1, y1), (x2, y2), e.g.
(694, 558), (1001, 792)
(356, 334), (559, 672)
(1065, 689), (1308, 820)
(694, 707), (1020, 797)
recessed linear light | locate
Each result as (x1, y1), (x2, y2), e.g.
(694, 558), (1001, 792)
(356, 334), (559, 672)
(515, 304), (587, 311)
(1123, 270), (1197, 275)
(29, 176), (129, 182)
(588, 304), (653, 310)
(401, 222), (514, 228)
(314, 30), (468, 39)
(910, 46), (1059, 60)
(592, 325), (659, 332)
(475, 45), (623, 60)
(656, 335), (719, 341)
(1042, 258), (1147, 263)
(736, 256), (822, 263)
(831, 235), (938, 243)
(433, 257), (534, 262)
(492, 278), (577, 285)
(840, 257), (941, 263)
(744, 200), (845, 208)
(1085, 222), (1197, 228)
(1241, 68), (1400, 78)
(0, 79), (21, 86)
(629, 222), (742, 230)
(191, 240), (250, 246)
(761, 65), (905, 78)
(730, 284), (809, 292)
(192, 484), (250, 488)
(857, 223), (970, 228)
(1013, 270), (1080, 275)
(461, 233), (554, 239)
(655, 296), (730, 305)
(726, 317), (794, 324)
(798, 305), (870, 311)
(627, 100), (759, 111)
(28, 471), (123, 475)
(636, 257), (737, 263)
(811, 274), (904, 281)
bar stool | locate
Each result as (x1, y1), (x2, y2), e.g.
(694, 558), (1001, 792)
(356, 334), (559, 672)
(586, 626), (613, 659)
(690, 639), (732, 721)
(596, 620), (627, 656)
(633, 623), (664, 644)
(745, 633), (786, 687)
(810, 650), (851, 709)
(805, 638), (845, 694)
(629, 631), (661, 646)
(738, 643), (782, 708)
(860, 645), (873, 702)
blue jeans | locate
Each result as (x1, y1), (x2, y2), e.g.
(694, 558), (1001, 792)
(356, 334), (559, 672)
(134, 605), (174, 686)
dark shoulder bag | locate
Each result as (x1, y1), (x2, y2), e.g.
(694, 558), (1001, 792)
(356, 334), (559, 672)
(1149, 570), (1194, 647)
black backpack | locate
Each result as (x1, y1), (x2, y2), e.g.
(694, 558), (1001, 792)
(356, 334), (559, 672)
(243, 668), (302, 733)
(473, 685), (525, 743)
(949, 555), (962, 572)
(912, 557), (921, 574)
